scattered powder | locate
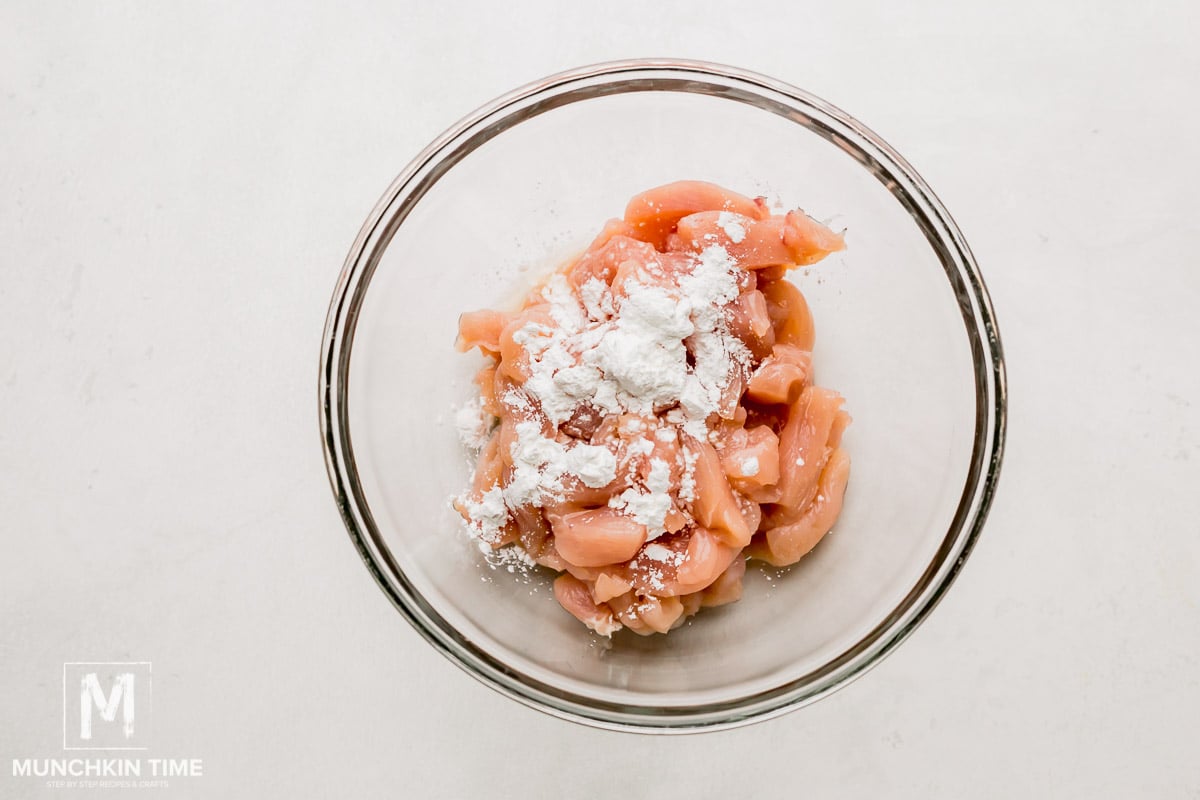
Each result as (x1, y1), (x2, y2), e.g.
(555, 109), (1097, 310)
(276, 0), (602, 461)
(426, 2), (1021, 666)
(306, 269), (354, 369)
(583, 283), (692, 410)
(580, 277), (614, 320)
(479, 542), (539, 577)
(665, 406), (710, 441)
(540, 274), (586, 330)
(553, 364), (602, 396)
(740, 456), (760, 476)
(675, 246), (751, 420)
(521, 334), (580, 423)
(679, 446), (699, 503)
(626, 437), (654, 458)
(565, 444), (619, 489)
(685, 246), (743, 321)
(513, 244), (747, 435)
(503, 389), (533, 413)
(621, 418), (645, 434)
(454, 398), (492, 450)
(511, 321), (554, 354)
(647, 457), (672, 492)
(459, 242), (753, 546)
(462, 487), (509, 543)
(637, 542), (684, 591)
(505, 420), (564, 506)
(505, 420), (617, 508)
(642, 543), (673, 562)
(717, 211), (747, 243)
(609, 457), (673, 538)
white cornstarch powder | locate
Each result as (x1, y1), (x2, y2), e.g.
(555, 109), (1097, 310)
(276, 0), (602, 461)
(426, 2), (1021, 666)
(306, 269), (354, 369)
(514, 243), (748, 430)
(580, 277), (614, 320)
(463, 486), (509, 543)
(626, 437), (655, 458)
(642, 543), (673, 562)
(503, 420), (617, 508)
(482, 543), (538, 573)
(565, 444), (619, 489)
(717, 211), (747, 243)
(679, 446), (699, 503)
(609, 456), (674, 538)
(454, 397), (491, 450)
(461, 241), (751, 539)
(584, 279), (694, 409)
(677, 245), (751, 419)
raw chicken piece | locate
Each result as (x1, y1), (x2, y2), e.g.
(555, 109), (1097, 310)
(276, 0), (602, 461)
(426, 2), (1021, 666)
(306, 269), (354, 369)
(608, 591), (686, 636)
(497, 305), (556, 382)
(456, 309), (512, 355)
(673, 210), (844, 268)
(567, 234), (658, 291)
(688, 438), (752, 548)
(761, 278), (815, 351)
(623, 181), (763, 250)
(752, 448), (850, 566)
(673, 527), (741, 595)
(728, 289), (775, 359)
(745, 344), (812, 405)
(551, 506), (648, 567)
(554, 574), (621, 636)
(774, 386), (844, 511)
(719, 425), (781, 497)
(591, 571), (633, 604)
(700, 557), (747, 607)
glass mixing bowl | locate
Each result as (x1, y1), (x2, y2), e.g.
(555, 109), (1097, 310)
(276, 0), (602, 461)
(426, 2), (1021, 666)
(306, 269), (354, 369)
(319, 60), (1006, 732)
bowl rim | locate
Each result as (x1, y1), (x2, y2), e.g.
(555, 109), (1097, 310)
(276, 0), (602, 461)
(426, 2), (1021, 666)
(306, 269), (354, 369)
(319, 58), (1007, 733)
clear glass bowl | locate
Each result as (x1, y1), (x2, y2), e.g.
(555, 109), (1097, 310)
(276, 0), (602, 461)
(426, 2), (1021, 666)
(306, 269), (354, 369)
(319, 60), (1006, 732)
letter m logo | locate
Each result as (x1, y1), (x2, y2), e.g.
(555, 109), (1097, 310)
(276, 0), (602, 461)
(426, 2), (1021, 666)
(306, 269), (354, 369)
(81, 672), (135, 740)
(63, 663), (152, 750)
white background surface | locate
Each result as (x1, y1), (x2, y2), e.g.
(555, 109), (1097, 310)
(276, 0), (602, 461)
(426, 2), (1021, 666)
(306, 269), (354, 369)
(2, 2), (1198, 797)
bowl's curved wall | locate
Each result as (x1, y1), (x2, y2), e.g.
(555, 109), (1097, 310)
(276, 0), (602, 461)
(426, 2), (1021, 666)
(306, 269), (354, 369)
(320, 60), (1005, 732)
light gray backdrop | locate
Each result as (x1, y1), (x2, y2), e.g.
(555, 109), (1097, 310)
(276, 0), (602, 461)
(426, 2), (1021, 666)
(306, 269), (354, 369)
(3, 2), (1198, 797)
